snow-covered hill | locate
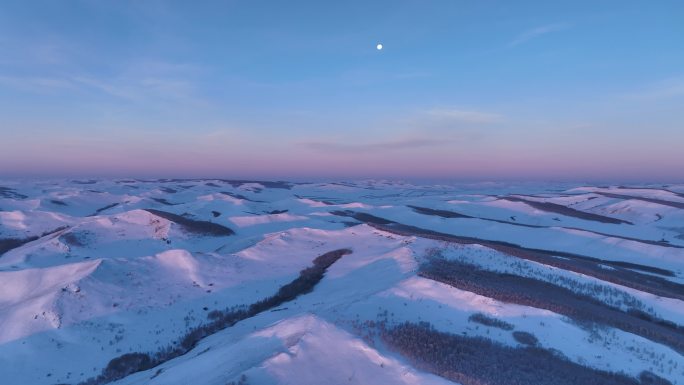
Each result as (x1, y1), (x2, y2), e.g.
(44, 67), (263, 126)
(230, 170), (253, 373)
(1, 179), (683, 385)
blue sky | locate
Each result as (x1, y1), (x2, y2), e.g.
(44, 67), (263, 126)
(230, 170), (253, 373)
(0, 0), (682, 181)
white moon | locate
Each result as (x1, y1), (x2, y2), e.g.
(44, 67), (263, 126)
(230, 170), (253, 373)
(376, 43), (383, 50)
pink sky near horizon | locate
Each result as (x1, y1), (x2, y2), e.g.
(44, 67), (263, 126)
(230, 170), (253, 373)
(1, 133), (682, 182)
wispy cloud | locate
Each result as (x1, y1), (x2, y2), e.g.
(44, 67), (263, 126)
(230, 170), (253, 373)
(621, 77), (684, 100)
(509, 23), (570, 47)
(71, 75), (199, 103)
(427, 108), (503, 124)
(0, 37), (76, 66)
(0, 76), (75, 93)
(393, 71), (432, 80)
(0, 59), (207, 107)
(299, 137), (454, 153)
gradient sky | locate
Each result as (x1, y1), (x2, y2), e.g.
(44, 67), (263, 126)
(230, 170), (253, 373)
(0, 1), (683, 181)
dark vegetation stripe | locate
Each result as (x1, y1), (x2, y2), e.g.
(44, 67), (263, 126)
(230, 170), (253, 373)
(295, 195), (343, 205)
(407, 205), (473, 219)
(371, 221), (683, 299)
(144, 209), (235, 236)
(218, 180), (293, 190)
(78, 248), (352, 385)
(468, 313), (514, 331)
(150, 198), (179, 206)
(0, 226), (69, 257)
(616, 186), (684, 199)
(334, 210), (675, 278)
(330, 210), (396, 225)
(330, 212), (683, 300)
(0, 186), (28, 199)
(220, 191), (265, 203)
(408, 205), (683, 248)
(0, 238), (38, 256)
(597, 192), (684, 210)
(501, 196), (633, 224)
(408, 204), (545, 228)
(420, 258), (684, 354)
(559, 227), (684, 248)
(90, 203), (120, 216)
(381, 321), (670, 385)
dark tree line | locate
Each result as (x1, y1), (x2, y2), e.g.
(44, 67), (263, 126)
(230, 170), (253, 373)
(357, 217), (684, 301)
(144, 209), (235, 236)
(381, 321), (670, 385)
(79, 248), (351, 385)
(468, 313), (514, 331)
(419, 257), (684, 355)
(1, 226), (69, 255)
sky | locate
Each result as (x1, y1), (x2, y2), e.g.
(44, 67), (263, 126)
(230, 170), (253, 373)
(0, 0), (682, 182)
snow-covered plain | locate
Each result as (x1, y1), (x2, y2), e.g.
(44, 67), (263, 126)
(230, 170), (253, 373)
(1, 179), (684, 385)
